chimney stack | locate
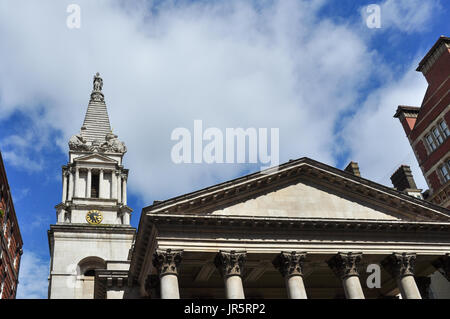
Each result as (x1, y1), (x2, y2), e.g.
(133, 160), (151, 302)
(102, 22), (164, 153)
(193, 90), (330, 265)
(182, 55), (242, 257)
(390, 165), (418, 191)
(344, 161), (361, 177)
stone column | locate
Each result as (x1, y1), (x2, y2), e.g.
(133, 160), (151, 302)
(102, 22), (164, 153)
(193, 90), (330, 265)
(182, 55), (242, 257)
(117, 173), (122, 204)
(99, 169), (104, 198)
(328, 252), (365, 299)
(214, 250), (246, 299)
(122, 175), (127, 205)
(152, 249), (183, 299)
(86, 169), (92, 198)
(74, 167), (80, 198)
(273, 251), (307, 299)
(432, 254), (450, 282)
(111, 170), (117, 200)
(62, 171), (68, 202)
(67, 168), (74, 201)
(381, 253), (421, 299)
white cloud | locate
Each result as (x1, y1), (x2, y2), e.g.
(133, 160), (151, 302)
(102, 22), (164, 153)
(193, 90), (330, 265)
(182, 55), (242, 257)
(379, 0), (439, 33)
(0, 0), (438, 202)
(16, 250), (49, 299)
(341, 64), (428, 189)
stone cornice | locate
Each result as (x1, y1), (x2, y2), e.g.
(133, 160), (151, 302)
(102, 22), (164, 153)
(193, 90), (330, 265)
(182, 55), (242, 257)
(417, 36), (450, 73)
(145, 213), (450, 233)
(143, 158), (450, 222)
(48, 223), (136, 234)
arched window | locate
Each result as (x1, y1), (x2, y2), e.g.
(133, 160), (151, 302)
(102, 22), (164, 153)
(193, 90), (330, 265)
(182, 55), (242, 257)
(78, 256), (106, 277)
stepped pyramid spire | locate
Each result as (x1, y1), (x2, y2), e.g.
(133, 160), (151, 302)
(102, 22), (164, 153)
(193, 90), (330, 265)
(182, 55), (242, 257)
(68, 73), (126, 154)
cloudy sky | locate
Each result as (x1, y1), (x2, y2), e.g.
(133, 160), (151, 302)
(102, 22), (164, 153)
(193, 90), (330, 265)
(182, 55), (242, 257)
(0, 0), (447, 298)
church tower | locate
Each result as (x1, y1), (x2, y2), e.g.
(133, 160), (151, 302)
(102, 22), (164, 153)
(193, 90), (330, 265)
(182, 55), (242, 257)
(48, 73), (136, 299)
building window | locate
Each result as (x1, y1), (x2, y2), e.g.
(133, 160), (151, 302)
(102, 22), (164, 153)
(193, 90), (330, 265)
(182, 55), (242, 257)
(440, 120), (450, 138)
(440, 161), (450, 183)
(91, 173), (99, 198)
(426, 134), (437, 151)
(432, 127), (444, 145)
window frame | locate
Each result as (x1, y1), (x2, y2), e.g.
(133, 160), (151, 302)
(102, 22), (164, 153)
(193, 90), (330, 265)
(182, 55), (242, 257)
(432, 126), (444, 145)
(439, 120), (450, 138)
(425, 133), (437, 151)
(438, 159), (450, 184)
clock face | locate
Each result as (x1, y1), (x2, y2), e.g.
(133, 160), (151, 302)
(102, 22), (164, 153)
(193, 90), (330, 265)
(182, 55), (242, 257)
(86, 210), (103, 225)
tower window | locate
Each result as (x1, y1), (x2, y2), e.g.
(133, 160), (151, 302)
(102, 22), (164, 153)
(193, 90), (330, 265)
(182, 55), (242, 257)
(91, 173), (99, 198)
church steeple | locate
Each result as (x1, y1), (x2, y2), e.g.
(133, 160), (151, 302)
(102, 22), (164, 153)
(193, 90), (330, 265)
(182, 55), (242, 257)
(56, 72), (131, 225)
(48, 73), (135, 300)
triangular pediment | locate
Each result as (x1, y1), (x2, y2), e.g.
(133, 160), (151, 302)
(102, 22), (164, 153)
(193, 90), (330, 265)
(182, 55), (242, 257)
(210, 180), (404, 221)
(147, 158), (450, 223)
(74, 153), (117, 164)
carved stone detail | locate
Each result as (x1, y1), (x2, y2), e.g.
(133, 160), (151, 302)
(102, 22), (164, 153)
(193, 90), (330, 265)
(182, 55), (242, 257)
(152, 249), (183, 277)
(100, 132), (127, 153)
(327, 252), (362, 279)
(381, 252), (416, 278)
(272, 251), (306, 278)
(214, 250), (247, 278)
(432, 254), (450, 281)
(68, 133), (90, 151)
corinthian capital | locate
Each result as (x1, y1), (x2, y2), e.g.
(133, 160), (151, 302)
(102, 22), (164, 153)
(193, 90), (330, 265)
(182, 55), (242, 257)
(272, 251), (306, 277)
(381, 252), (416, 278)
(327, 252), (363, 279)
(152, 249), (183, 277)
(214, 250), (247, 278)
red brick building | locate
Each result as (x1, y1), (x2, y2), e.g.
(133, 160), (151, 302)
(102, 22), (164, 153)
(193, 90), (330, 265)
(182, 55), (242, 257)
(394, 36), (450, 209)
(0, 151), (23, 299)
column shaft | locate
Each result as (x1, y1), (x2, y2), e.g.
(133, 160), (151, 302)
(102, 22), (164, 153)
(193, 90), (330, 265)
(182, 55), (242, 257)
(62, 172), (67, 202)
(398, 276), (421, 299)
(111, 170), (117, 200)
(153, 249), (183, 299)
(74, 167), (79, 198)
(86, 169), (92, 198)
(381, 253), (421, 299)
(343, 275), (365, 299)
(160, 274), (180, 299)
(122, 177), (127, 205)
(117, 174), (122, 203)
(68, 169), (74, 201)
(285, 275), (307, 299)
(225, 276), (245, 299)
(99, 169), (104, 198)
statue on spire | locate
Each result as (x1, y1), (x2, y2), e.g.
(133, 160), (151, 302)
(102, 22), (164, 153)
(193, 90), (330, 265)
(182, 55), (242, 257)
(93, 72), (103, 91)
(90, 72), (105, 102)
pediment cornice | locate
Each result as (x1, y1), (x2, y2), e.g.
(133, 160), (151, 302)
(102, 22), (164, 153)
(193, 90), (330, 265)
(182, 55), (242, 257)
(144, 158), (450, 222)
(73, 153), (118, 164)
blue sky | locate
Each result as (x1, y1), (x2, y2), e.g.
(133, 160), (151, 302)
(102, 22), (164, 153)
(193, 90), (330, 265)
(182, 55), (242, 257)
(0, 0), (448, 298)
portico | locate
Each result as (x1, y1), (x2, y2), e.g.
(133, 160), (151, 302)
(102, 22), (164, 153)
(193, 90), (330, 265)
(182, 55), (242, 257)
(127, 158), (450, 299)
